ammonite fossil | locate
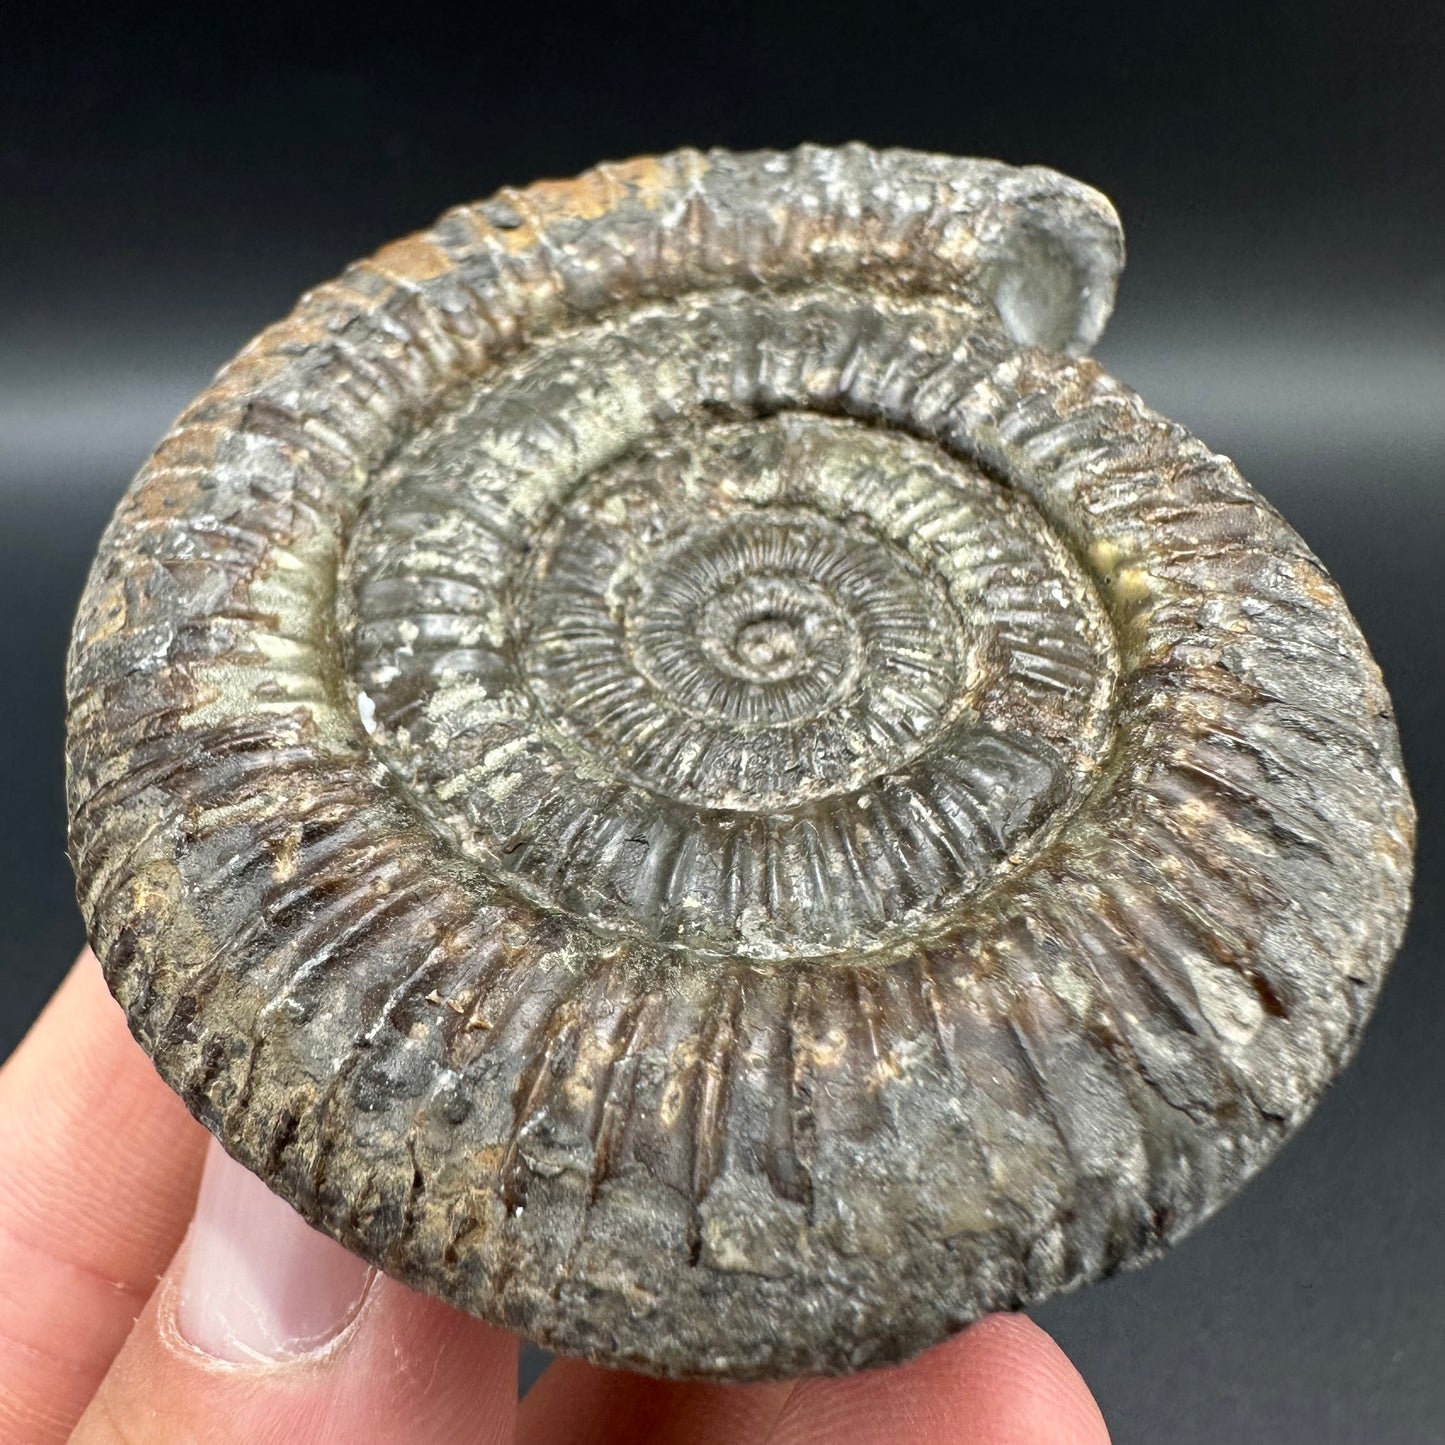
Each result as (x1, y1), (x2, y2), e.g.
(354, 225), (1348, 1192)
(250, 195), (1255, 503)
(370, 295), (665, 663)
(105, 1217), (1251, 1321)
(65, 145), (1415, 1379)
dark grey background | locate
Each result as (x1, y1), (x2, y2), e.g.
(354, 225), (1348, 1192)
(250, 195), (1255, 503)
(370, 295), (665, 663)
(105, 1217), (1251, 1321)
(2, 2), (1441, 1439)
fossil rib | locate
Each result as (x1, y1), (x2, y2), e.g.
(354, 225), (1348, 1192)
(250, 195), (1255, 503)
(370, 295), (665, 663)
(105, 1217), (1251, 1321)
(65, 145), (1415, 1379)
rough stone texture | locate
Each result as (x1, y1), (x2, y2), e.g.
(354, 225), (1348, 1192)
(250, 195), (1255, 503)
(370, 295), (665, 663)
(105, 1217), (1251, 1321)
(65, 145), (1415, 1379)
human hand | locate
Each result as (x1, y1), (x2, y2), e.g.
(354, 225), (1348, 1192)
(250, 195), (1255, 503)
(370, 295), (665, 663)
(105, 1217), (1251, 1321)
(0, 951), (1111, 1443)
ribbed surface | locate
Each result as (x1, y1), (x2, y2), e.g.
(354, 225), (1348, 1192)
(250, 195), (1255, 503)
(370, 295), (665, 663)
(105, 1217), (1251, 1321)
(347, 314), (1117, 956)
(65, 145), (1413, 1379)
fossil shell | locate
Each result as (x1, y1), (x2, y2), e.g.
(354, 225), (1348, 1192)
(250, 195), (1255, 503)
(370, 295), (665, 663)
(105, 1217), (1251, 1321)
(65, 145), (1415, 1379)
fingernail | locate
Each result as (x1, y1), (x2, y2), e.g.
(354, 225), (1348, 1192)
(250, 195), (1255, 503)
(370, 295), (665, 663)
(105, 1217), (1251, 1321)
(177, 1136), (373, 1363)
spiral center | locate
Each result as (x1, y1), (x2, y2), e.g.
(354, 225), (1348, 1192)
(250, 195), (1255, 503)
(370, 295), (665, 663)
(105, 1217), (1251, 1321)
(625, 527), (869, 735)
(696, 575), (827, 687)
(726, 614), (801, 679)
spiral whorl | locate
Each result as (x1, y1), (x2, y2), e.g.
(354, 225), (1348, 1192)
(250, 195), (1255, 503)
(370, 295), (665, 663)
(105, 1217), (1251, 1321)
(66, 146), (1414, 1378)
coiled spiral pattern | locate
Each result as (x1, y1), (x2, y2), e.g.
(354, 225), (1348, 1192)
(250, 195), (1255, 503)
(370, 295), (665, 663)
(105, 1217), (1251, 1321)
(347, 307), (1117, 957)
(66, 146), (1414, 1378)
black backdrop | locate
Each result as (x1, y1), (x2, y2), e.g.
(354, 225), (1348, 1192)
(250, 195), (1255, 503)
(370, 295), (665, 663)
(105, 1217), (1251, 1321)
(2, 3), (1442, 1439)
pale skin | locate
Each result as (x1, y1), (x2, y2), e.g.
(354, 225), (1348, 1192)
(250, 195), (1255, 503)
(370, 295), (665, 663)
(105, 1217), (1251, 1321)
(0, 951), (1112, 1444)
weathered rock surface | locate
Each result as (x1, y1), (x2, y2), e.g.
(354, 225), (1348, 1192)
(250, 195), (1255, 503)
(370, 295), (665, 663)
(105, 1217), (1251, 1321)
(66, 146), (1415, 1378)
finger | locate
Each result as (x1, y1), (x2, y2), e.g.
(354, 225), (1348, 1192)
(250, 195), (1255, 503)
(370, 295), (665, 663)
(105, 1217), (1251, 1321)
(765, 1314), (1110, 1445)
(70, 1136), (519, 1445)
(517, 1357), (790, 1445)
(0, 949), (209, 1443)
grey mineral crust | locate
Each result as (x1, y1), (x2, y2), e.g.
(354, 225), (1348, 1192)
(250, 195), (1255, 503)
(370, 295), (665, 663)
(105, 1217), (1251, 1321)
(65, 144), (1415, 1380)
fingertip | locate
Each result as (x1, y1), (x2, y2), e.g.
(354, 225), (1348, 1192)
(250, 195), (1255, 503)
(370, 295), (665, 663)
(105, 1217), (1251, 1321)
(174, 1137), (374, 1364)
(0, 948), (210, 1442)
(77, 1191), (521, 1445)
(3, 947), (161, 1127)
(41, 945), (111, 1018)
(768, 1313), (1109, 1445)
(69, 945), (126, 1028)
(5, 947), (119, 1080)
(937, 1314), (1111, 1445)
(517, 1355), (792, 1445)
(0, 947), (207, 1253)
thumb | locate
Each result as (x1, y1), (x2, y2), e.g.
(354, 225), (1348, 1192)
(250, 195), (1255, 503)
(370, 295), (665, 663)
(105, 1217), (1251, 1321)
(71, 1137), (518, 1445)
